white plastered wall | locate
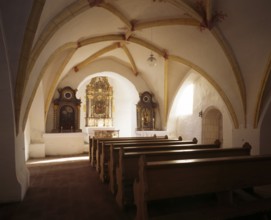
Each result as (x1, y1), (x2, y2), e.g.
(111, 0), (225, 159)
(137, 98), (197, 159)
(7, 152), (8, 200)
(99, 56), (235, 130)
(27, 82), (46, 158)
(168, 72), (233, 147)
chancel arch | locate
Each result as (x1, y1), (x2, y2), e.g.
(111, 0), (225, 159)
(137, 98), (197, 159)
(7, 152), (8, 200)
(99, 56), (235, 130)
(55, 57), (164, 132)
(85, 77), (114, 127)
(76, 71), (143, 137)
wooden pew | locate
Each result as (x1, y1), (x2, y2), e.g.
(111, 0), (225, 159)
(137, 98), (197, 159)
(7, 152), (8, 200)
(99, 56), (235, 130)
(109, 138), (200, 193)
(133, 151), (271, 220)
(89, 135), (168, 166)
(95, 136), (182, 172)
(115, 143), (250, 209)
(91, 135), (167, 165)
(99, 138), (198, 182)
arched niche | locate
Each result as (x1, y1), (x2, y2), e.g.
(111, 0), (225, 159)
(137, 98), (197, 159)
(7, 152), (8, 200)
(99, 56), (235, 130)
(77, 72), (140, 137)
(201, 107), (223, 144)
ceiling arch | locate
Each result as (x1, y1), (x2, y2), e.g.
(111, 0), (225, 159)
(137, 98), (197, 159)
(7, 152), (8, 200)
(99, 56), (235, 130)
(70, 34), (239, 127)
(17, 0), (271, 133)
(14, 0), (46, 133)
(22, 43), (78, 130)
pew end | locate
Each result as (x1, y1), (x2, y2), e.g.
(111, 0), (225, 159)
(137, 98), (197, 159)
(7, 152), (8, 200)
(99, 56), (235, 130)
(133, 155), (148, 220)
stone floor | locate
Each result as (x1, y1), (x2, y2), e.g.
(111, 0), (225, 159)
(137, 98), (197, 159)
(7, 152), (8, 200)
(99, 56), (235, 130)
(0, 155), (131, 220)
(1, 155), (271, 220)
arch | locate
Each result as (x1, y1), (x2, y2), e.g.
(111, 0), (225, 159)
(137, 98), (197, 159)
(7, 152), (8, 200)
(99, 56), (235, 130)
(202, 107), (223, 145)
(20, 0), (245, 120)
(168, 72), (232, 142)
(169, 55), (238, 128)
(64, 71), (142, 136)
(76, 72), (152, 136)
(164, 0), (246, 122)
(22, 44), (77, 131)
(72, 37), (240, 128)
(19, 0), (243, 139)
(22, 36), (240, 141)
(61, 57), (150, 94)
(15, 0), (46, 134)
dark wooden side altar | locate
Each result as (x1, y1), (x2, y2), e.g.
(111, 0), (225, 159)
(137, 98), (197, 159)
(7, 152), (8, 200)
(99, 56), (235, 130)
(52, 86), (81, 132)
(136, 91), (157, 130)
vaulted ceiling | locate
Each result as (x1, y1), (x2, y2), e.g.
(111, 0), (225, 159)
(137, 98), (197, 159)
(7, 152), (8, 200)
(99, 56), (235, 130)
(1, 0), (271, 131)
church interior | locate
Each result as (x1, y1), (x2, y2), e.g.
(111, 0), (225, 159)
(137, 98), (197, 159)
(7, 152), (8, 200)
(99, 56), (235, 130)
(1, 0), (271, 219)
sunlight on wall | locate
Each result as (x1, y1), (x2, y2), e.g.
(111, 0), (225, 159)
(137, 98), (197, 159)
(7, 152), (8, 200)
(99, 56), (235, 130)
(176, 84), (194, 116)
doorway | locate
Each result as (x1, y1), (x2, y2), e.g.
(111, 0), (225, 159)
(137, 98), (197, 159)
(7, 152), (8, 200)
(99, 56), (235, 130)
(202, 107), (223, 144)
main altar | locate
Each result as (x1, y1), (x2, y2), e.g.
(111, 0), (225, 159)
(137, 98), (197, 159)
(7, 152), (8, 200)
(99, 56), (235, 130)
(83, 77), (119, 142)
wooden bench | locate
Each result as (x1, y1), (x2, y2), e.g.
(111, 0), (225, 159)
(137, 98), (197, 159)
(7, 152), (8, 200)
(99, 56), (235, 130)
(115, 143), (250, 209)
(108, 138), (200, 193)
(133, 151), (271, 220)
(89, 135), (168, 166)
(99, 138), (198, 182)
(95, 137), (176, 173)
(90, 135), (164, 164)
(91, 135), (166, 165)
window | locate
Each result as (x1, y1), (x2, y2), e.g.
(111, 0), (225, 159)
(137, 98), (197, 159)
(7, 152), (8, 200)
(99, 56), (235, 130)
(176, 84), (194, 116)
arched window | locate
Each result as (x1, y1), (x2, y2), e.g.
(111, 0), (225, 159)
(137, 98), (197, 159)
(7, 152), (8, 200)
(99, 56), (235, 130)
(176, 84), (194, 116)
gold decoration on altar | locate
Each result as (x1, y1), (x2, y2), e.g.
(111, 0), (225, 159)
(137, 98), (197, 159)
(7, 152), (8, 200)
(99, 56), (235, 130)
(85, 77), (113, 127)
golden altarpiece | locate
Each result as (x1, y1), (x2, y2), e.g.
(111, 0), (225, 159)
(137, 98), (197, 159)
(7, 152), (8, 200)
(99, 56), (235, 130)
(136, 91), (157, 130)
(52, 86), (81, 132)
(85, 77), (118, 138)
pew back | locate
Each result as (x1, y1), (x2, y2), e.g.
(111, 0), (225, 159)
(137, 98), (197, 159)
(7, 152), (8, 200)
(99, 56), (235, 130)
(96, 137), (183, 173)
(115, 144), (250, 208)
(99, 139), (199, 182)
(134, 153), (271, 220)
(90, 135), (169, 166)
(96, 138), (197, 181)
